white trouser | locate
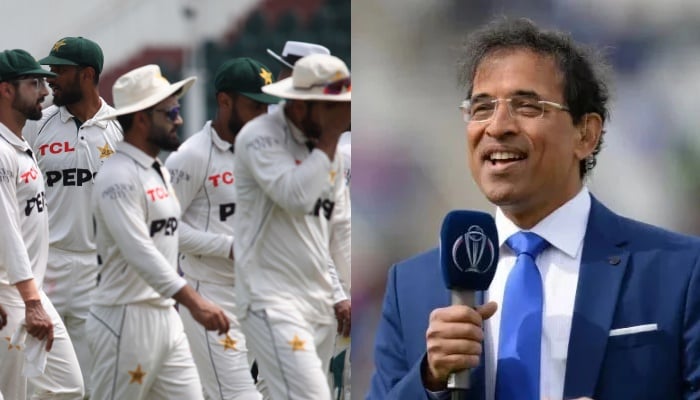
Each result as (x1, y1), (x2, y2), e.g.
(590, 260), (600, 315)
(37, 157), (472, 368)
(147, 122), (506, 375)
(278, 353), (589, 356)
(43, 247), (96, 393)
(180, 277), (261, 400)
(0, 289), (84, 399)
(329, 335), (351, 400)
(241, 306), (335, 400)
(87, 303), (203, 400)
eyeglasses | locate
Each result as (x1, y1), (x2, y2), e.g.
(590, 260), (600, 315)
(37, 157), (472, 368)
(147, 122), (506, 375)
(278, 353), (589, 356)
(12, 77), (46, 91)
(459, 95), (569, 123)
(151, 106), (181, 122)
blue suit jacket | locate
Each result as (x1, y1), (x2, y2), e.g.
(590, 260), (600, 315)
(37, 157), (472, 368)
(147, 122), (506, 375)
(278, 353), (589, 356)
(367, 196), (700, 400)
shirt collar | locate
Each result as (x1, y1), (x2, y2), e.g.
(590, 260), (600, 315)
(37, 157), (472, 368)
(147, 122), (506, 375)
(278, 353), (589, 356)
(0, 122), (31, 152)
(495, 186), (591, 258)
(117, 141), (160, 169)
(208, 121), (233, 152)
(58, 97), (114, 129)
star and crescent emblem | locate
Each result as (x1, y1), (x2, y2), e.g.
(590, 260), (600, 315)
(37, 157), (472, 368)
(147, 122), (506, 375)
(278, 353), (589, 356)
(52, 39), (67, 52)
(219, 334), (238, 351)
(97, 143), (114, 159)
(288, 334), (306, 352)
(128, 364), (146, 384)
(259, 68), (273, 85)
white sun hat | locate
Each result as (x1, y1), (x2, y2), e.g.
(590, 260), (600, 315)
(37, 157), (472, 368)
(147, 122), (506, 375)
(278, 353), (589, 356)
(266, 41), (330, 69)
(99, 64), (196, 120)
(261, 54), (350, 102)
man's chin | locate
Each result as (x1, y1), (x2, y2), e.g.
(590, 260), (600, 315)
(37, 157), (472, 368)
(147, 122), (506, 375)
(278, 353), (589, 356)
(480, 183), (520, 207)
(27, 110), (43, 121)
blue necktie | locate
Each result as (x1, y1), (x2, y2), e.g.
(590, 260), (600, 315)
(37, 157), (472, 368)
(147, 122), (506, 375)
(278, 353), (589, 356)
(496, 231), (549, 400)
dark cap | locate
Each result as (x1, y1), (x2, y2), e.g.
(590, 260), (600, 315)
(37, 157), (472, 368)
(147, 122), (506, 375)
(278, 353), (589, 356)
(214, 57), (279, 104)
(0, 49), (57, 81)
(38, 37), (104, 74)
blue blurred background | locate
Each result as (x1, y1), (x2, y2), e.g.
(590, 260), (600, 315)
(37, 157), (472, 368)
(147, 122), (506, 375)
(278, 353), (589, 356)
(352, 0), (700, 396)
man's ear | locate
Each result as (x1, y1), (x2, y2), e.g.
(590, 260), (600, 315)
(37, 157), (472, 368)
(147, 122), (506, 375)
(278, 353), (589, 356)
(574, 113), (603, 161)
(216, 92), (234, 109)
(134, 109), (151, 128)
(0, 81), (13, 99)
(80, 66), (97, 84)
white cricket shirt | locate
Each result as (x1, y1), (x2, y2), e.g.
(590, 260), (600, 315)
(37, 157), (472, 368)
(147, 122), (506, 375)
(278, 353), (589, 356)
(0, 122), (49, 306)
(233, 106), (351, 324)
(22, 100), (123, 253)
(91, 142), (186, 307)
(165, 121), (235, 284)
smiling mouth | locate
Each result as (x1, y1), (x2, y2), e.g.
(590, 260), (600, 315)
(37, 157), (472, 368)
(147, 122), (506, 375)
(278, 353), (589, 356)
(485, 151), (527, 166)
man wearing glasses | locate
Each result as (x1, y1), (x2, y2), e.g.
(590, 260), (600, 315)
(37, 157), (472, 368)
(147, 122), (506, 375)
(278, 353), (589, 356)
(0, 49), (84, 400)
(233, 53), (351, 400)
(368, 17), (700, 400)
(88, 64), (229, 399)
(165, 57), (278, 400)
(22, 37), (122, 394)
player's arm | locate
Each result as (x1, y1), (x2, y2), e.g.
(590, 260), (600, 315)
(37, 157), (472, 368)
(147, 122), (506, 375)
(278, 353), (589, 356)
(0, 150), (53, 350)
(95, 171), (228, 333)
(329, 158), (351, 293)
(235, 129), (332, 214)
(95, 173), (187, 298)
(166, 150), (233, 258)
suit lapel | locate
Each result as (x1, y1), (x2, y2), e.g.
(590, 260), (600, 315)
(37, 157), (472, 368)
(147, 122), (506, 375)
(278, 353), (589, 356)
(563, 196), (629, 398)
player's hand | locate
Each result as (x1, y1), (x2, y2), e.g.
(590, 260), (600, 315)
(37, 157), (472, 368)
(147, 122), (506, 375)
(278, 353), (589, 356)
(191, 298), (229, 335)
(334, 299), (351, 337)
(318, 102), (351, 141)
(0, 304), (7, 330)
(24, 299), (54, 351)
(422, 301), (497, 391)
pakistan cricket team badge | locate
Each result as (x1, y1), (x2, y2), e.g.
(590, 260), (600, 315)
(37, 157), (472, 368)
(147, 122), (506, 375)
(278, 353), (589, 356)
(98, 143), (114, 159)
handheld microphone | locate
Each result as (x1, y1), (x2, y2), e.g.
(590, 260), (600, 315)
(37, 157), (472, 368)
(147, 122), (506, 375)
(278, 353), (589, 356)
(439, 210), (499, 394)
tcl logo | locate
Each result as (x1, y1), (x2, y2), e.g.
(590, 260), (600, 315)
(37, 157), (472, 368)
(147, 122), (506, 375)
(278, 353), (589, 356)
(20, 167), (39, 183)
(146, 187), (169, 202)
(208, 171), (234, 187)
(39, 142), (75, 156)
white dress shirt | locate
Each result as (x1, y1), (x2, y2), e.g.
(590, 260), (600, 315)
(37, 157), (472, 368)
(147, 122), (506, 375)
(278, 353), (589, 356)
(484, 187), (591, 400)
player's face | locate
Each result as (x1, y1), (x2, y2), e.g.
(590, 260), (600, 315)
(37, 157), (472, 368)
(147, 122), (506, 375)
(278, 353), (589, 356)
(301, 101), (351, 141)
(147, 96), (182, 151)
(12, 77), (49, 120)
(467, 48), (594, 227)
(228, 94), (268, 134)
(47, 65), (83, 106)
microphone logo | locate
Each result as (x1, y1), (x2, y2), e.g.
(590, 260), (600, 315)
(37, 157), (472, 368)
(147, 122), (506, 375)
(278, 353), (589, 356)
(451, 225), (496, 273)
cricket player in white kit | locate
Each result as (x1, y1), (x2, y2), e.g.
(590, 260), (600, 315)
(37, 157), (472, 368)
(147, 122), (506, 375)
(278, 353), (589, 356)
(234, 54), (352, 400)
(165, 57), (278, 400)
(88, 64), (229, 400)
(0, 49), (84, 400)
(330, 130), (351, 400)
(22, 38), (122, 393)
